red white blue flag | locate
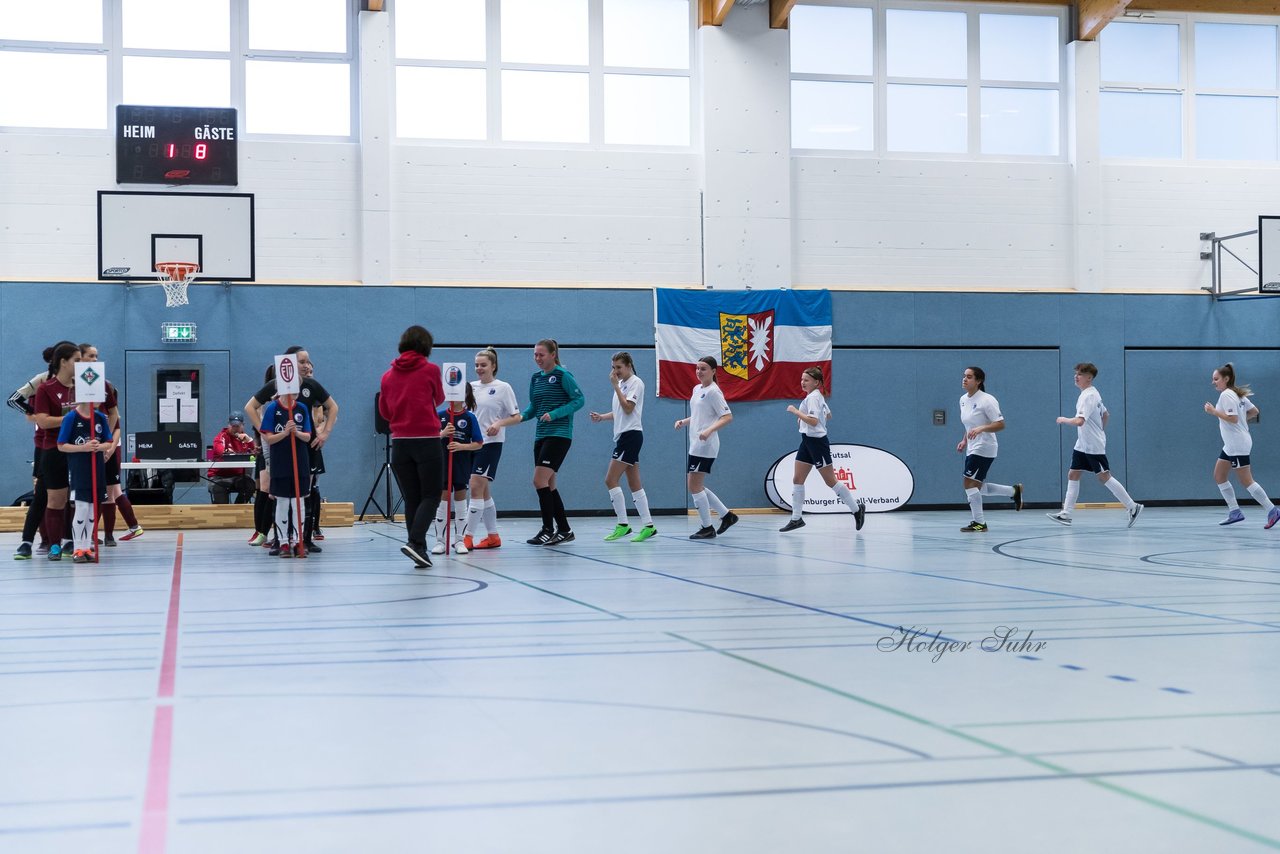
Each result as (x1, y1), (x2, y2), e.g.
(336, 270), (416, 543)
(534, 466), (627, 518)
(655, 289), (832, 400)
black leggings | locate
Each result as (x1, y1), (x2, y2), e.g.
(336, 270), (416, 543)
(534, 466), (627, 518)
(21, 446), (47, 543)
(391, 438), (444, 549)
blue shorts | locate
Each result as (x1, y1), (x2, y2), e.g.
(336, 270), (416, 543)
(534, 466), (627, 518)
(687, 454), (715, 474)
(1219, 451), (1251, 469)
(796, 435), (833, 469)
(963, 454), (995, 482)
(445, 451), (474, 491)
(1070, 450), (1110, 474)
(472, 442), (503, 480)
(611, 430), (643, 466)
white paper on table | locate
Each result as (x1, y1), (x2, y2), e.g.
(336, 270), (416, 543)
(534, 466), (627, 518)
(159, 398), (179, 422)
(179, 399), (198, 423)
(167, 382), (192, 399)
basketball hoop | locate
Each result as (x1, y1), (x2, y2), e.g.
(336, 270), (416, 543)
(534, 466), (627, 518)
(155, 262), (199, 307)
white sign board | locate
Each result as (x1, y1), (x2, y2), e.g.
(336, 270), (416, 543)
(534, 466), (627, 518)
(75, 361), (108, 404)
(166, 381), (192, 399)
(765, 444), (914, 514)
(159, 398), (179, 422)
(274, 354), (301, 396)
(442, 363), (468, 402)
(179, 398), (199, 423)
(1261, 216), (1280, 294)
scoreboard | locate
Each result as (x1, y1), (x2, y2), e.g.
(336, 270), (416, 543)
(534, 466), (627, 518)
(116, 105), (238, 186)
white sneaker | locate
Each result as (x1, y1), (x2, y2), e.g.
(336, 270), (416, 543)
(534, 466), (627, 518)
(1046, 511), (1072, 526)
(454, 541), (469, 554)
(1127, 503), (1143, 528)
(431, 542), (446, 555)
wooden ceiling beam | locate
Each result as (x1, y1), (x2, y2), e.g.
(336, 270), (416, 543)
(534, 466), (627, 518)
(770, 0), (800, 29)
(700, 0), (735, 27)
(1129, 0), (1280, 11)
(1078, 0), (1132, 40)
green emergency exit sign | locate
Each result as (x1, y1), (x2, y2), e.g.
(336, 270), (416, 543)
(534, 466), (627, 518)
(161, 322), (197, 343)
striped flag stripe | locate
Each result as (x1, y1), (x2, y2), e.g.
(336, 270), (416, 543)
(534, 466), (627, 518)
(655, 323), (833, 364)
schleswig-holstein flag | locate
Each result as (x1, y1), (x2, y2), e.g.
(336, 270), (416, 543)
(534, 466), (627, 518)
(655, 289), (832, 401)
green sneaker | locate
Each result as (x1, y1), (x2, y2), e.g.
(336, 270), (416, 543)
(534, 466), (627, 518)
(604, 523), (632, 542)
(631, 525), (658, 542)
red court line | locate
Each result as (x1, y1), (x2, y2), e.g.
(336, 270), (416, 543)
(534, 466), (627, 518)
(139, 533), (184, 854)
(158, 533), (184, 698)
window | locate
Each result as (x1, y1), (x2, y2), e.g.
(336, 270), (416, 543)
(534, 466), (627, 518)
(1101, 18), (1280, 162)
(1, 0), (354, 137)
(790, 3), (1064, 158)
(394, 0), (693, 146)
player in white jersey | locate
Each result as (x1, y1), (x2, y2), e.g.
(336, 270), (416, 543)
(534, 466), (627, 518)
(955, 366), (1023, 532)
(1048, 362), (1143, 528)
(589, 352), (657, 542)
(467, 348), (521, 549)
(675, 356), (737, 540)
(779, 367), (865, 533)
(1204, 362), (1279, 528)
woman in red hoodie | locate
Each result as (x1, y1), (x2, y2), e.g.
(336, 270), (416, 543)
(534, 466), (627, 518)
(379, 325), (445, 568)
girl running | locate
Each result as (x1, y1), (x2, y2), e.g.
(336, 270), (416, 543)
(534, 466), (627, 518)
(1204, 362), (1279, 528)
(467, 348), (520, 550)
(589, 352), (656, 542)
(433, 384), (482, 555)
(955, 366), (1022, 532)
(779, 366), (865, 533)
(675, 356), (737, 540)
(492, 339), (585, 545)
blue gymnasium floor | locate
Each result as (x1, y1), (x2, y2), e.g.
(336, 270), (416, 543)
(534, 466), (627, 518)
(2, 507), (1279, 853)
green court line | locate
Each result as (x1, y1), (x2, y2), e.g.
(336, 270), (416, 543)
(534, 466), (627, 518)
(665, 631), (1280, 850)
(957, 709), (1280, 729)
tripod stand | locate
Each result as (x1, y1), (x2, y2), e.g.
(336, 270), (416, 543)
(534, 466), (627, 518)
(359, 432), (401, 521)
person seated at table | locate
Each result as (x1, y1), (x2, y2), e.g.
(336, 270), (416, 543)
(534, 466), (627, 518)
(208, 411), (256, 504)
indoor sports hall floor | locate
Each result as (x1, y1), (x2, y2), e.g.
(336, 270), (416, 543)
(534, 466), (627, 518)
(4, 507), (1279, 853)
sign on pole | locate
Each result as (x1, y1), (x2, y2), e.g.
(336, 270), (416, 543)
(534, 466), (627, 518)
(443, 363), (467, 402)
(76, 361), (108, 404)
(274, 354), (301, 396)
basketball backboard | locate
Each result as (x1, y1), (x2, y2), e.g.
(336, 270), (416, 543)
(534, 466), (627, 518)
(97, 190), (255, 282)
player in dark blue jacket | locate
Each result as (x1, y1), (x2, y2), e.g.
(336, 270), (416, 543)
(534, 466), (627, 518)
(57, 402), (113, 563)
(261, 392), (313, 558)
(433, 384), (483, 555)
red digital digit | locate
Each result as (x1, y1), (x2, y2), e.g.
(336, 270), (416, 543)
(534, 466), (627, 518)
(168, 143), (175, 157)
(195, 143), (207, 160)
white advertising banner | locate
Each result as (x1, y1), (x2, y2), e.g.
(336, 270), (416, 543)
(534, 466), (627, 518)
(75, 361), (108, 404)
(765, 443), (914, 513)
(442, 363), (467, 402)
(274, 354), (301, 396)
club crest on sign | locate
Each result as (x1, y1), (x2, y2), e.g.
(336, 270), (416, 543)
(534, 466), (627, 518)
(719, 310), (774, 381)
(79, 366), (101, 386)
(279, 357), (295, 384)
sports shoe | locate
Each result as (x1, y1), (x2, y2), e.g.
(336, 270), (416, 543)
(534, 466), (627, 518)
(401, 543), (431, 568)
(119, 527), (144, 541)
(548, 530), (575, 545)
(1046, 512), (1072, 526)
(303, 541), (321, 553)
(779, 518), (806, 532)
(431, 542), (446, 555)
(279, 544), (293, 558)
(631, 525), (658, 543)
(1127, 503), (1143, 529)
(854, 501), (866, 532)
(313, 530), (325, 541)
(717, 511), (739, 535)
(605, 524), (632, 542)
(48, 544), (62, 561)
(1266, 507), (1280, 530)
(269, 542), (282, 557)
(961, 521), (988, 533)
(72, 549), (91, 564)
(454, 541), (469, 555)
(295, 545), (308, 559)
(527, 529), (555, 545)
(474, 534), (502, 549)
(1012, 483), (1024, 511)
(103, 535), (117, 547)
(463, 534), (474, 550)
(1220, 509), (1245, 526)
(13, 543), (32, 560)
(690, 525), (716, 540)
(36, 542), (50, 554)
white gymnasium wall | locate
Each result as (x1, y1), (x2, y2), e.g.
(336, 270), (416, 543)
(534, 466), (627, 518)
(791, 158), (1075, 290)
(390, 148), (702, 285)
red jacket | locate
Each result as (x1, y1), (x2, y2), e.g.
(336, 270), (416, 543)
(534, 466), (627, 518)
(208, 426), (256, 478)
(379, 352), (444, 439)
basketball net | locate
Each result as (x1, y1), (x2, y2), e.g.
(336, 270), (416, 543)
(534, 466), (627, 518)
(155, 261), (199, 307)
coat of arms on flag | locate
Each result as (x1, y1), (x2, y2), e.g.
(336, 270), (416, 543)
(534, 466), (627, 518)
(655, 289), (832, 401)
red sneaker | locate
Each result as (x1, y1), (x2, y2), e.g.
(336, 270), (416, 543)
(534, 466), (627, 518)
(474, 534), (502, 550)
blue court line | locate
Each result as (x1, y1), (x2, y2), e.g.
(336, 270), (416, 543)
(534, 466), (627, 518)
(174, 761), (1280, 829)
(0, 665), (153, 677)
(0, 795), (131, 808)
(0, 821), (131, 836)
(178, 745), (1175, 799)
(181, 583), (488, 613)
(1187, 747), (1280, 779)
